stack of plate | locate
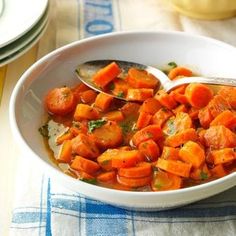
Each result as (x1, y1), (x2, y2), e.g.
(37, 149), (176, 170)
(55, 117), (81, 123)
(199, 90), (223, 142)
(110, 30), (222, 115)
(0, 0), (49, 66)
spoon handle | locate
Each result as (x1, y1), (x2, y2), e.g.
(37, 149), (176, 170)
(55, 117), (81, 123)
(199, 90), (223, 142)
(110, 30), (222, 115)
(165, 76), (236, 92)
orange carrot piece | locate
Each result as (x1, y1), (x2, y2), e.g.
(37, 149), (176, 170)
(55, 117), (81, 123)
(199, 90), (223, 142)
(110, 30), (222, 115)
(204, 125), (236, 149)
(188, 107), (199, 120)
(154, 90), (177, 110)
(170, 91), (189, 105)
(97, 149), (119, 171)
(77, 171), (95, 180)
(45, 87), (76, 115)
(131, 125), (163, 147)
(218, 86), (236, 109)
(190, 164), (211, 181)
(172, 104), (188, 115)
(198, 107), (214, 128)
(151, 171), (182, 191)
(168, 66), (193, 80)
(136, 112), (152, 129)
(74, 104), (100, 121)
(211, 148), (235, 165)
(185, 83), (213, 108)
(57, 140), (72, 163)
(126, 88), (153, 102)
(80, 89), (97, 104)
(97, 171), (116, 182)
(138, 139), (160, 161)
(118, 162), (152, 178)
(210, 164), (227, 178)
(90, 121), (123, 149)
(103, 110), (124, 122)
(70, 155), (100, 174)
(161, 146), (180, 160)
(210, 110), (236, 130)
(120, 102), (141, 118)
(71, 133), (100, 159)
(139, 98), (162, 115)
(117, 175), (152, 188)
(179, 141), (205, 168)
(164, 128), (198, 147)
(111, 78), (129, 97)
(56, 130), (74, 145)
(156, 158), (192, 178)
(94, 93), (113, 111)
(71, 83), (90, 102)
(152, 108), (173, 127)
(126, 68), (159, 89)
(92, 62), (121, 88)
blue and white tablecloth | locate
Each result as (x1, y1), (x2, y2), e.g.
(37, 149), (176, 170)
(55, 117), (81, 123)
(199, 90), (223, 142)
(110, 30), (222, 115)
(10, 0), (236, 235)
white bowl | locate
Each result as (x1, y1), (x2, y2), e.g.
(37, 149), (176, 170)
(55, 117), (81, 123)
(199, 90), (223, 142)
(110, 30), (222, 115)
(9, 31), (236, 211)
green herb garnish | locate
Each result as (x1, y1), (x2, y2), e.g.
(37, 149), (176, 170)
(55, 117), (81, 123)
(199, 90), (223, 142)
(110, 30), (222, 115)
(38, 124), (49, 138)
(200, 171), (208, 180)
(117, 91), (124, 98)
(88, 119), (107, 133)
(81, 178), (97, 185)
(109, 82), (115, 91)
(168, 61), (177, 68)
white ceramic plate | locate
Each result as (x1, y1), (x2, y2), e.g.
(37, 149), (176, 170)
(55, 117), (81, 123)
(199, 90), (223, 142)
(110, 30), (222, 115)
(0, 0), (48, 48)
(0, 6), (49, 60)
(9, 31), (236, 211)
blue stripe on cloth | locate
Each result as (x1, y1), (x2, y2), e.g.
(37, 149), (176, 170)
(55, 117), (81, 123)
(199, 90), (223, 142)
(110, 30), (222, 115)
(12, 212), (46, 224)
(46, 178), (52, 236)
(83, 0), (115, 37)
(39, 175), (45, 236)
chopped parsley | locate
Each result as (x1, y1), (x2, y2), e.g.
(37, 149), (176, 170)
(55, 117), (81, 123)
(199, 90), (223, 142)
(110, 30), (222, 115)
(38, 123), (49, 138)
(88, 119), (107, 133)
(166, 119), (176, 135)
(81, 178), (97, 185)
(109, 82), (115, 91)
(200, 171), (208, 180)
(117, 91), (124, 98)
(168, 61), (178, 68)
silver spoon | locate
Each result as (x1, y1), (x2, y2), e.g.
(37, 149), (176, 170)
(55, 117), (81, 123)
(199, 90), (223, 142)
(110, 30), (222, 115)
(75, 59), (236, 99)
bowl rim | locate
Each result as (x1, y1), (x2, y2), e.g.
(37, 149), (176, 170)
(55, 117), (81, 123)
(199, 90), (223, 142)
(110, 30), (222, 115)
(9, 30), (236, 198)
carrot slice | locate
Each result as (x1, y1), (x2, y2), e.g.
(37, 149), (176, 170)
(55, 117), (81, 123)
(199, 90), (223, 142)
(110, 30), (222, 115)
(117, 175), (152, 188)
(139, 98), (162, 115)
(190, 164), (211, 181)
(136, 112), (152, 129)
(126, 88), (154, 102)
(97, 171), (116, 183)
(118, 162), (152, 178)
(204, 125), (236, 149)
(45, 87), (76, 115)
(151, 171), (182, 191)
(126, 68), (159, 89)
(211, 148), (235, 165)
(80, 89), (97, 104)
(156, 159), (192, 178)
(120, 102), (141, 118)
(198, 107), (214, 128)
(92, 62), (121, 88)
(90, 121), (123, 149)
(164, 128), (198, 147)
(97, 149), (119, 171)
(179, 141), (205, 168)
(170, 91), (189, 105)
(185, 83), (213, 108)
(103, 110), (124, 122)
(70, 155), (100, 174)
(152, 108), (173, 127)
(71, 133), (100, 159)
(218, 86), (236, 109)
(74, 104), (100, 121)
(172, 104), (188, 115)
(168, 66), (193, 80)
(57, 140), (72, 163)
(131, 125), (163, 147)
(56, 130), (74, 145)
(161, 146), (180, 160)
(138, 139), (160, 161)
(94, 93), (113, 111)
(210, 164), (227, 178)
(111, 78), (129, 97)
(155, 90), (177, 110)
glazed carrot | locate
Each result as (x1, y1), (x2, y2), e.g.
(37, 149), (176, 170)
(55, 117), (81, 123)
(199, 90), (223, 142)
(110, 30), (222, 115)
(126, 88), (153, 102)
(71, 133), (100, 159)
(170, 91), (189, 105)
(72, 83), (90, 102)
(210, 164), (227, 178)
(57, 140), (72, 163)
(198, 128), (207, 146)
(74, 104), (100, 121)
(111, 78), (129, 97)
(138, 139), (160, 161)
(136, 112), (152, 129)
(118, 162), (152, 178)
(198, 107), (214, 128)
(161, 146), (180, 160)
(211, 148), (235, 165)
(204, 125), (236, 149)
(97, 149), (119, 171)
(218, 86), (236, 109)
(80, 89), (97, 104)
(185, 83), (213, 108)
(103, 110), (124, 122)
(97, 171), (116, 182)
(190, 164), (210, 181)
(126, 68), (159, 89)
(139, 98), (162, 115)
(179, 141), (205, 168)
(77, 171), (95, 181)
(70, 155), (100, 174)
(90, 121), (123, 149)
(120, 102), (141, 118)
(131, 125), (163, 147)
(173, 104), (188, 115)
(156, 158), (192, 178)
(188, 107), (199, 120)
(56, 130), (74, 145)
(164, 128), (198, 147)
(92, 62), (121, 88)
(111, 150), (141, 168)
(152, 108), (173, 127)
(117, 175), (152, 188)
(154, 90), (177, 110)
(168, 66), (193, 80)
(45, 87), (76, 115)
(210, 110), (236, 130)
(94, 93), (113, 111)
(151, 171), (182, 191)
